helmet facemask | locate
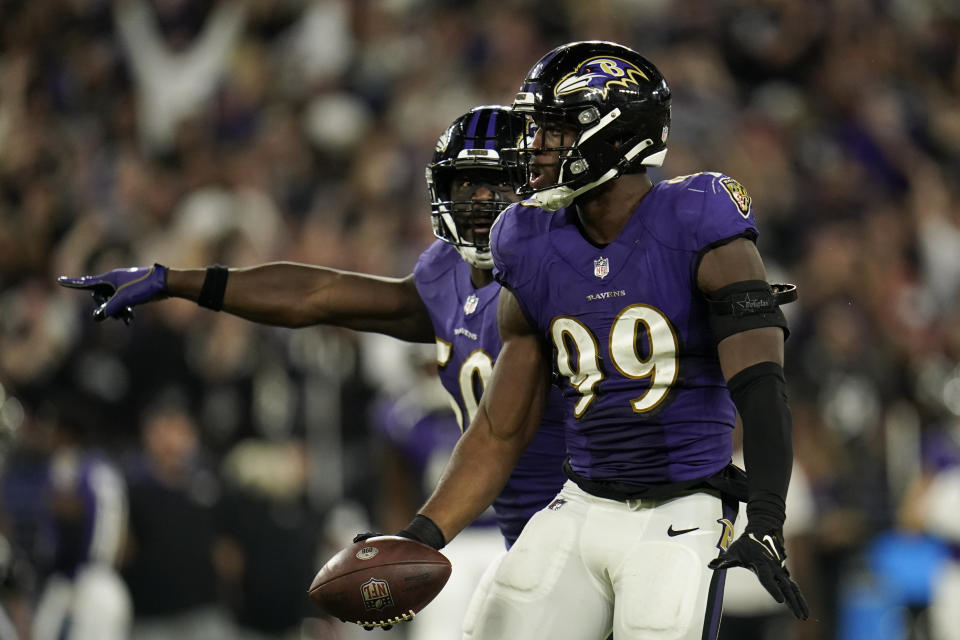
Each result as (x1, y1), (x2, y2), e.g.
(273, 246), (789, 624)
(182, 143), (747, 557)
(428, 167), (514, 269)
(426, 106), (527, 269)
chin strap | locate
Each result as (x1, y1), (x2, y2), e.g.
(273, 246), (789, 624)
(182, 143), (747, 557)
(531, 178), (606, 212)
(456, 245), (493, 269)
(531, 137), (655, 211)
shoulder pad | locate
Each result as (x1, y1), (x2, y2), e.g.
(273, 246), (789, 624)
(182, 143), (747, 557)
(655, 172), (758, 251)
(414, 240), (460, 285)
(491, 202), (550, 291)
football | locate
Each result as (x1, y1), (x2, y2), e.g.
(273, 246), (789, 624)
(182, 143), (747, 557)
(308, 535), (452, 628)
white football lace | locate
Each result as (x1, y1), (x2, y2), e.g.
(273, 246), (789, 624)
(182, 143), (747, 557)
(356, 609), (416, 629)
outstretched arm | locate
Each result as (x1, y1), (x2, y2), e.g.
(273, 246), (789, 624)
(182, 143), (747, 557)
(416, 287), (550, 543)
(59, 262), (435, 343)
(167, 263), (434, 341)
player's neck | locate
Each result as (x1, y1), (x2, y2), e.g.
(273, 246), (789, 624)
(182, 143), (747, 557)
(574, 173), (653, 246)
(470, 266), (494, 289)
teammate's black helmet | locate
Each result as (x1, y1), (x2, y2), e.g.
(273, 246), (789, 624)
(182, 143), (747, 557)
(426, 106), (530, 269)
(512, 41), (671, 210)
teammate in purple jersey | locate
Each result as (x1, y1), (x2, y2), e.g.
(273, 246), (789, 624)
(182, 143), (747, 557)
(391, 41), (809, 640)
(413, 239), (566, 545)
(56, 106), (567, 551)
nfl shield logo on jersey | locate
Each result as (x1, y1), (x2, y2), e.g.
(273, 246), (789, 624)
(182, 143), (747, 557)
(463, 294), (479, 315)
(593, 257), (610, 279)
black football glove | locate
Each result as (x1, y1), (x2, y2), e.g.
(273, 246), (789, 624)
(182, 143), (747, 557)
(353, 515), (445, 549)
(352, 532), (383, 544)
(708, 529), (809, 620)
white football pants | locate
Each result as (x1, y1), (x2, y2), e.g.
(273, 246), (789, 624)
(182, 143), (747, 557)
(463, 480), (734, 640)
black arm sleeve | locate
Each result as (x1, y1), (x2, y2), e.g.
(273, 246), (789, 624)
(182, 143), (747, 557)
(727, 361), (793, 532)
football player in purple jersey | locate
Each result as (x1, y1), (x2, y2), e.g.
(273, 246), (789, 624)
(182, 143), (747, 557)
(391, 41), (809, 640)
(58, 106), (568, 631)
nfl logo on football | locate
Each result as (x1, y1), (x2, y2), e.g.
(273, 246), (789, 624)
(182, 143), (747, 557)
(463, 294), (479, 315)
(593, 257), (609, 279)
(361, 578), (394, 611)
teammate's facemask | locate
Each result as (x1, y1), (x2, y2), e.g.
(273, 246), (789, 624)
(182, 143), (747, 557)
(508, 40), (671, 211)
(426, 106), (529, 269)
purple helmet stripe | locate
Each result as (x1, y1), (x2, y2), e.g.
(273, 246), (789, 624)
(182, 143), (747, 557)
(464, 110), (482, 147)
(484, 110), (498, 149)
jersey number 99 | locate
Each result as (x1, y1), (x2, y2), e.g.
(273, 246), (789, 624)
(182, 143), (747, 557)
(550, 304), (678, 417)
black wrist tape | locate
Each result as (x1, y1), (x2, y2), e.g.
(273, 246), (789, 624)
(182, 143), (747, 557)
(197, 265), (229, 311)
(728, 361), (792, 532)
(397, 514), (446, 550)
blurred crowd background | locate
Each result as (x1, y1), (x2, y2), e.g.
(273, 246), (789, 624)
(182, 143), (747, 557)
(2, 0), (960, 639)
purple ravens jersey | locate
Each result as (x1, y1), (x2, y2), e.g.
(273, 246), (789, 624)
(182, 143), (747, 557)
(491, 172), (759, 488)
(414, 240), (568, 547)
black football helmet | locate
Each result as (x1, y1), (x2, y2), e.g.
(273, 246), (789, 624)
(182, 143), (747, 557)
(426, 106), (530, 269)
(511, 41), (671, 210)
